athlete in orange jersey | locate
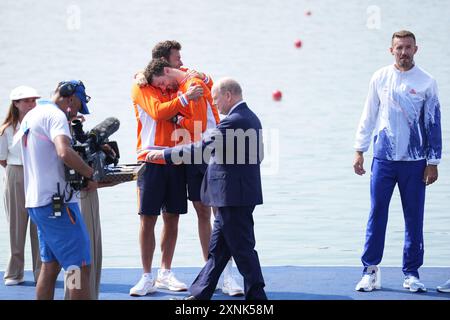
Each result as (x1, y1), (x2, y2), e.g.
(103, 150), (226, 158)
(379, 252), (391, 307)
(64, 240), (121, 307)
(135, 40), (242, 296)
(135, 41), (218, 263)
(147, 58), (244, 296)
(131, 83), (196, 163)
(171, 78), (220, 143)
(129, 68), (205, 296)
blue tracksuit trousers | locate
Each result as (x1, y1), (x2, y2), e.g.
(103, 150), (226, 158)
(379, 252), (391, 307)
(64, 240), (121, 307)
(361, 158), (426, 278)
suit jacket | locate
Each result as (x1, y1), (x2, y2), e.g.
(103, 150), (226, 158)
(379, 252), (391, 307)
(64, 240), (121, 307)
(164, 102), (264, 207)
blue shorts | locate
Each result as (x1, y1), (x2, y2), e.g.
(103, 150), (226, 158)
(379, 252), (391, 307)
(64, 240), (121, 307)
(137, 163), (187, 215)
(28, 202), (91, 270)
(186, 164), (206, 202)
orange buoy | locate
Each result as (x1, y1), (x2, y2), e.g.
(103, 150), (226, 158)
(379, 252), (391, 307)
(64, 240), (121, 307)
(272, 90), (282, 101)
(294, 39), (302, 48)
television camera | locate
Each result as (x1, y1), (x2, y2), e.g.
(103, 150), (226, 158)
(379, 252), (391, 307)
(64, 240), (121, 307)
(65, 117), (120, 190)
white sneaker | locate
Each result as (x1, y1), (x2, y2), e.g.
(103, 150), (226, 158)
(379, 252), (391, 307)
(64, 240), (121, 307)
(4, 278), (24, 286)
(437, 279), (450, 293)
(129, 274), (157, 296)
(156, 270), (188, 292)
(222, 275), (244, 297)
(403, 275), (427, 293)
(355, 266), (381, 292)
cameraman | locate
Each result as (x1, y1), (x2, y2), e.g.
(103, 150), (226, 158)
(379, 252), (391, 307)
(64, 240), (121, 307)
(15, 80), (95, 300)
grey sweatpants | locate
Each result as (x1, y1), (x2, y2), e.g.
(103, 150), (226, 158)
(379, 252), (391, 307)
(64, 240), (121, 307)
(3, 165), (41, 282)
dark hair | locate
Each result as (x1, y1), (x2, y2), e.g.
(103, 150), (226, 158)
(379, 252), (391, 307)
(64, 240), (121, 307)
(144, 58), (171, 84)
(392, 30), (416, 45)
(152, 40), (182, 61)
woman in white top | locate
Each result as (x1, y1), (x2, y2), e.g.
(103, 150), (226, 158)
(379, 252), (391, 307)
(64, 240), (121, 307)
(0, 86), (42, 285)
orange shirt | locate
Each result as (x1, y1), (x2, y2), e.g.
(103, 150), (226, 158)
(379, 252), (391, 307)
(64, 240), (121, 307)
(131, 84), (192, 163)
(180, 66), (214, 90)
(173, 78), (220, 143)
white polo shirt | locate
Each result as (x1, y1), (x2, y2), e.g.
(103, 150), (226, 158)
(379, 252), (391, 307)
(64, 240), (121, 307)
(15, 100), (78, 208)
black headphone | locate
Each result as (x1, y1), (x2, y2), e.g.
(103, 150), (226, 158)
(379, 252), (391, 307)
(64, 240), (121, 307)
(58, 80), (85, 97)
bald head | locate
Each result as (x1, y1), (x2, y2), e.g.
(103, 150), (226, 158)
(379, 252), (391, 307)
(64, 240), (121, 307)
(213, 77), (242, 98)
(211, 78), (243, 115)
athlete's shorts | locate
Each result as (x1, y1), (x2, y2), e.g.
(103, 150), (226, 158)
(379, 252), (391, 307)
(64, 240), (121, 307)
(186, 164), (206, 202)
(28, 202), (91, 270)
(137, 163), (187, 215)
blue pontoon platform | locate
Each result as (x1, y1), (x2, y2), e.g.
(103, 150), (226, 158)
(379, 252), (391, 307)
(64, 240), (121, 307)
(1, 266), (449, 300)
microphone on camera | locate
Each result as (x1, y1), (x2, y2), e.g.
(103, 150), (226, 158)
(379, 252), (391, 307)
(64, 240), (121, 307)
(87, 117), (120, 145)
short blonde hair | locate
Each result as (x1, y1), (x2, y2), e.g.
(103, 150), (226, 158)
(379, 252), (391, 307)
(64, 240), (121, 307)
(392, 30), (416, 45)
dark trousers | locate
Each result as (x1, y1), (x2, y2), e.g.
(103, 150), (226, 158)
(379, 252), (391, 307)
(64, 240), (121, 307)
(362, 158), (426, 278)
(189, 205), (267, 300)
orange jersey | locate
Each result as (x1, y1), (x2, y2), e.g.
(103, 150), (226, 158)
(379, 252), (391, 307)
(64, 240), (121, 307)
(180, 66), (214, 90)
(174, 78), (220, 143)
(131, 84), (192, 163)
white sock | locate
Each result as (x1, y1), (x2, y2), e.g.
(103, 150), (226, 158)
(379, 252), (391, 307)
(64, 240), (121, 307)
(159, 268), (171, 276)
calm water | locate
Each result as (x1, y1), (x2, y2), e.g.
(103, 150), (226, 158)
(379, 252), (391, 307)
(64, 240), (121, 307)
(0, 0), (450, 270)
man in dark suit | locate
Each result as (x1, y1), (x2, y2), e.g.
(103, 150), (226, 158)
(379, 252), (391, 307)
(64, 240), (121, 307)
(147, 77), (267, 300)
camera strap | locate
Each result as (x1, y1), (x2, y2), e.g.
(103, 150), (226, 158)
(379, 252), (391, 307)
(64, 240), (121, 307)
(64, 183), (75, 203)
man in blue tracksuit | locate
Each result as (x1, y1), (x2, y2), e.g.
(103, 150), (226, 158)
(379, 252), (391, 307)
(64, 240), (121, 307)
(353, 30), (442, 293)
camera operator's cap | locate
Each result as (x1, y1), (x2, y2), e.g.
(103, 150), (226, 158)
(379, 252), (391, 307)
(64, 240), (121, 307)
(9, 86), (41, 101)
(68, 80), (90, 115)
